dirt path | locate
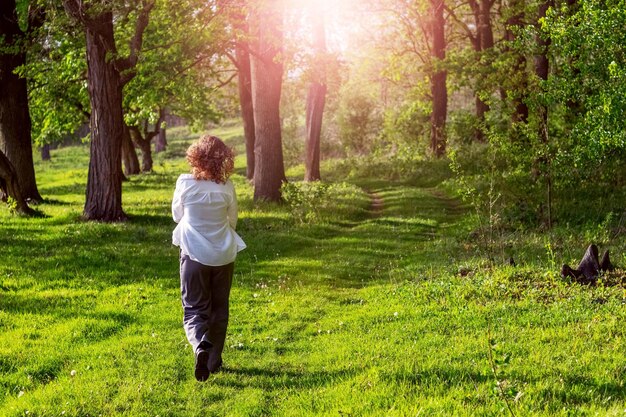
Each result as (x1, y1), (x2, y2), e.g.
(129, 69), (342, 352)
(367, 190), (384, 217)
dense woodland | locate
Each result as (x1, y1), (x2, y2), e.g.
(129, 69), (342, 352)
(0, 0), (624, 228)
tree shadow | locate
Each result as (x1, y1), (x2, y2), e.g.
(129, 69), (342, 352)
(38, 183), (85, 196)
(217, 365), (357, 391)
(41, 198), (73, 206)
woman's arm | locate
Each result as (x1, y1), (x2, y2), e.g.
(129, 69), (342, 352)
(172, 178), (184, 223)
(227, 181), (238, 229)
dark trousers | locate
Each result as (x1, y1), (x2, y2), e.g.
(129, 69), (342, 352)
(180, 254), (234, 370)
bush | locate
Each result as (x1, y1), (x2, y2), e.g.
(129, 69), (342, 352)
(281, 181), (367, 224)
(336, 84), (382, 155)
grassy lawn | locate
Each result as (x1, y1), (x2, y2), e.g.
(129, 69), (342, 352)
(1, 125), (626, 416)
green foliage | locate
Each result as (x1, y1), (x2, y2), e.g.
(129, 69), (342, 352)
(546, 0), (626, 159)
(382, 95), (430, 149)
(18, 12), (88, 146)
(336, 82), (382, 155)
(5, 196), (18, 214)
(281, 181), (368, 224)
(22, 0), (229, 146)
(123, 0), (228, 130)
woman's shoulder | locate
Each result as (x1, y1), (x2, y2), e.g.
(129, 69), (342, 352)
(177, 173), (195, 181)
(177, 174), (233, 192)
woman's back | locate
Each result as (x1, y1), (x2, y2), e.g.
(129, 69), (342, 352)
(172, 174), (245, 266)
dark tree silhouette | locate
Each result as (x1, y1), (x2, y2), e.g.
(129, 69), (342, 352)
(0, 150), (35, 215)
(63, 0), (153, 221)
(0, 0), (44, 202)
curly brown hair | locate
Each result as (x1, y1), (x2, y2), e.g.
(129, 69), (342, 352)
(186, 135), (235, 184)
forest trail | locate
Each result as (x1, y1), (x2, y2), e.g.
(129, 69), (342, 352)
(366, 190), (384, 217)
(312, 183), (467, 287)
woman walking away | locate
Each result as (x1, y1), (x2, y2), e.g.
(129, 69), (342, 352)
(172, 135), (246, 381)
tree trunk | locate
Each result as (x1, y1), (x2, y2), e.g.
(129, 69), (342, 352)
(471, 0), (494, 142)
(64, 0), (151, 221)
(83, 12), (127, 221)
(250, 0), (286, 201)
(430, 0), (447, 157)
(535, 0), (554, 229)
(41, 144), (51, 161)
(304, 11), (327, 182)
(122, 125), (140, 176)
(234, 19), (256, 180)
(155, 127), (167, 153)
(0, 150), (35, 215)
(534, 0), (552, 128)
(139, 140), (153, 172)
(305, 83), (326, 181)
(506, 0), (529, 124)
(129, 126), (154, 173)
(0, 0), (43, 203)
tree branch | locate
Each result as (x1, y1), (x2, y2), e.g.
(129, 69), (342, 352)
(115, 0), (155, 78)
(444, 4), (478, 48)
(27, 3), (46, 35)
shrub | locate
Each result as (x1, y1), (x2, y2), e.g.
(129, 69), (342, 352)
(281, 181), (367, 224)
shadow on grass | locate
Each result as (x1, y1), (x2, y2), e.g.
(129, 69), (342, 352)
(219, 365), (357, 390)
(39, 183), (85, 196)
(2, 183), (468, 292)
(532, 373), (626, 409)
(41, 198), (73, 206)
(381, 366), (491, 388)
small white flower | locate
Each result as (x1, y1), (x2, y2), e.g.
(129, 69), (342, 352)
(253, 293), (259, 298)
(18, 391), (24, 398)
(70, 370), (77, 377)
(393, 312), (399, 317)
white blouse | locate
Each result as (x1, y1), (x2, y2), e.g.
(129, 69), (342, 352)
(172, 174), (246, 266)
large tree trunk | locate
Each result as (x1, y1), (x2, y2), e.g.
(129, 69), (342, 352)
(64, 0), (152, 220)
(0, 150), (35, 215)
(122, 125), (140, 176)
(250, 0), (286, 202)
(83, 12), (127, 221)
(0, 0), (43, 203)
(430, 0), (447, 157)
(304, 11), (326, 182)
(234, 14), (256, 181)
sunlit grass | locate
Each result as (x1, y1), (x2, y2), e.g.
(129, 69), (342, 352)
(1, 123), (626, 415)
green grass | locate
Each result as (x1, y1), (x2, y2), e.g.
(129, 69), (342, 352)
(1, 125), (626, 416)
